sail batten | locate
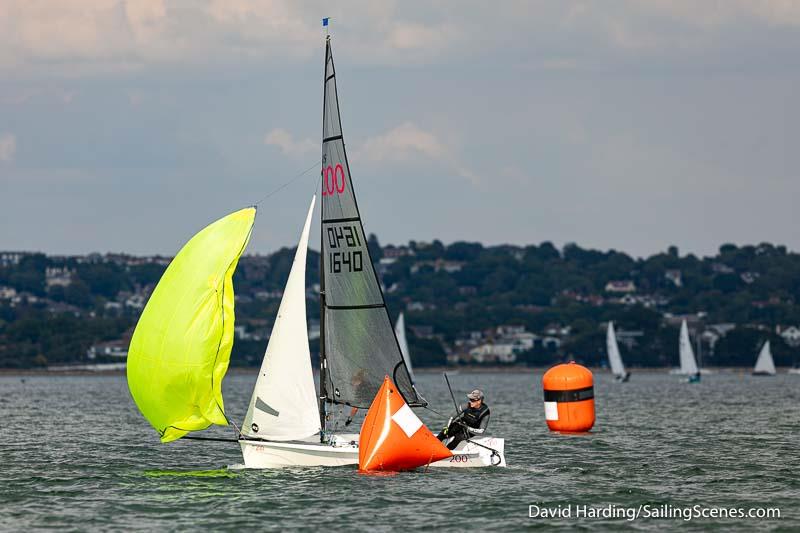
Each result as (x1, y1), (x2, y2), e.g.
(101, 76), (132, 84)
(319, 38), (419, 410)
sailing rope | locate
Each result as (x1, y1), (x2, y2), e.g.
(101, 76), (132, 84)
(423, 404), (448, 418)
(229, 417), (243, 438)
(253, 159), (321, 206)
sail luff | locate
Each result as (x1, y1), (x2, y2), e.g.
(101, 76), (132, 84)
(753, 340), (776, 375)
(241, 197), (320, 441)
(320, 37), (420, 409)
(606, 322), (626, 376)
(678, 320), (699, 375)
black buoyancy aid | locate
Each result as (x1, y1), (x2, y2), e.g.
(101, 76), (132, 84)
(460, 403), (489, 428)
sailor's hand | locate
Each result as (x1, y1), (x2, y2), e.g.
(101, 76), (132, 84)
(442, 417), (453, 435)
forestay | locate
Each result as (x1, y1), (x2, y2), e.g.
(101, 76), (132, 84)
(241, 198), (320, 441)
(127, 208), (255, 443)
(320, 37), (420, 409)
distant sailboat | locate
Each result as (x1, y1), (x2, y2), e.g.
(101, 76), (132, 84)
(752, 340), (776, 376)
(606, 322), (630, 382)
(394, 312), (416, 384)
(678, 320), (701, 382)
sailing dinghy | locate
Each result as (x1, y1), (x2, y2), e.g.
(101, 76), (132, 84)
(606, 322), (630, 382)
(395, 312), (417, 384)
(128, 35), (505, 469)
(752, 341), (776, 376)
(241, 35), (504, 469)
(676, 320), (701, 382)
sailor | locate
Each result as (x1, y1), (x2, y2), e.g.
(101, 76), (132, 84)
(437, 389), (490, 450)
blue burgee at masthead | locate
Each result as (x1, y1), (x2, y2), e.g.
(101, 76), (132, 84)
(322, 17), (330, 27)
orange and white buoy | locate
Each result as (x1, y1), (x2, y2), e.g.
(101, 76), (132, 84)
(359, 376), (452, 471)
(542, 362), (595, 432)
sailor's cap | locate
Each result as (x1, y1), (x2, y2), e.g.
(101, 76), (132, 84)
(467, 389), (484, 401)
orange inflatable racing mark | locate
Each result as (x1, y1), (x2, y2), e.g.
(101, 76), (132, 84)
(359, 376), (452, 471)
(542, 361), (595, 432)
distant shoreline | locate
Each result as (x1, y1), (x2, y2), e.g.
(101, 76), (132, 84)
(0, 365), (779, 377)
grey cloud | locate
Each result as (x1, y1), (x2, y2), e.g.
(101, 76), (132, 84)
(1, 1), (799, 258)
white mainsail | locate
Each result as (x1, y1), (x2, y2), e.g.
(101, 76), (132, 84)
(241, 197), (320, 441)
(394, 312), (416, 384)
(678, 320), (699, 375)
(753, 340), (776, 375)
(606, 321), (626, 377)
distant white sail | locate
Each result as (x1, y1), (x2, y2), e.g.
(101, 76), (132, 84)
(753, 341), (776, 375)
(678, 320), (699, 375)
(241, 197), (320, 441)
(606, 322), (626, 377)
(394, 312), (416, 385)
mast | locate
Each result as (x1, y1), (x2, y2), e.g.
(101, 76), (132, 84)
(318, 35), (330, 440)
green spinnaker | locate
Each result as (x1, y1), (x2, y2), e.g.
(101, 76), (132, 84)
(127, 207), (256, 442)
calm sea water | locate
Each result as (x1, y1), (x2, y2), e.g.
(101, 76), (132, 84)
(1, 370), (798, 531)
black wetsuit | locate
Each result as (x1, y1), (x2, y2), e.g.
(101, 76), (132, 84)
(437, 402), (490, 450)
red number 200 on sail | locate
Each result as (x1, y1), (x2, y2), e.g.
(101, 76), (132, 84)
(322, 164), (346, 196)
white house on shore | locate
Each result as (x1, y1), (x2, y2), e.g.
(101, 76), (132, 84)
(605, 280), (636, 293)
(469, 343), (520, 364)
(87, 340), (128, 359)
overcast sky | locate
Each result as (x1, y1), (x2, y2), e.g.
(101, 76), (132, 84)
(1, 1), (799, 258)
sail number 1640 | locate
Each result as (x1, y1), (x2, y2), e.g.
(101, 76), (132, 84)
(327, 224), (363, 273)
(329, 251), (363, 273)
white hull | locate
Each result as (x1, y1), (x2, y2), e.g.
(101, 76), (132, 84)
(240, 436), (359, 468)
(239, 434), (506, 469)
(431, 437), (506, 468)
